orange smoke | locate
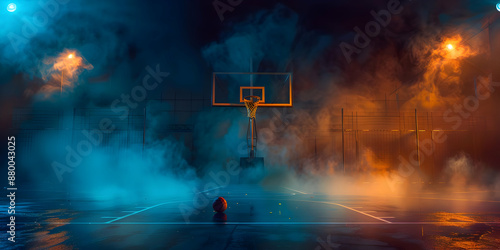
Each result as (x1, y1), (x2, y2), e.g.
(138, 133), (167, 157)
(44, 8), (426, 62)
(40, 49), (93, 96)
(437, 36), (476, 60)
(407, 35), (478, 109)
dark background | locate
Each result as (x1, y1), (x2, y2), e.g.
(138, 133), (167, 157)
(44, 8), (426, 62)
(1, 0), (500, 201)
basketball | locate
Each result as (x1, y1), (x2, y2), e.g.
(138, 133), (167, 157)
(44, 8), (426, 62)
(212, 197), (227, 213)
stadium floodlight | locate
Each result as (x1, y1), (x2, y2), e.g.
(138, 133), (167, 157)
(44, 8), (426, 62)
(7, 3), (16, 12)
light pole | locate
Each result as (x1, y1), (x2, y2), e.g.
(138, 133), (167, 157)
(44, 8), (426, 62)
(61, 54), (74, 94)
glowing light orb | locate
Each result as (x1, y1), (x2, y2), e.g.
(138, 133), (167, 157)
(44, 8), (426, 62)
(496, 3), (500, 12)
(68, 54), (74, 59)
(447, 44), (454, 50)
(7, 3), (16, 12)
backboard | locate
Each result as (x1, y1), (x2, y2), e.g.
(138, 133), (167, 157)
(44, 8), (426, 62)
(212, 72), (292, 107)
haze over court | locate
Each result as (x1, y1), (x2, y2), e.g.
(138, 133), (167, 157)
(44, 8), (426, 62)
(1, 0), (500, 249)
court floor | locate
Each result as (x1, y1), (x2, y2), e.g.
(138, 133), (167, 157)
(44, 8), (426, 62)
(3, 184), (500, 249)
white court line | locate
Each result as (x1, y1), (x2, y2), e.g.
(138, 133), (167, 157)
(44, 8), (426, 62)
(450, 190), (490, 194)
(107, 190), (290, 224)
(30, 221), (500, 225)
(106, 200), (188, 223)
(408, 196), (500, 203)
(282, 186), (391, 224)
(196, 186), (223, 194)
(321, 202), (392, 224)
(282, 187), (308, 195)
(106, 186), (221, 224)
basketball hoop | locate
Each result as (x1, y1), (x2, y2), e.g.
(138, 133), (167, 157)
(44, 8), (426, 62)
(243, 96), (260, 119)
(211, 72), (293, 169)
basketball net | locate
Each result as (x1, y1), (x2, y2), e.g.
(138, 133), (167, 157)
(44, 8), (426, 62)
(243, 96), (260, 119)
